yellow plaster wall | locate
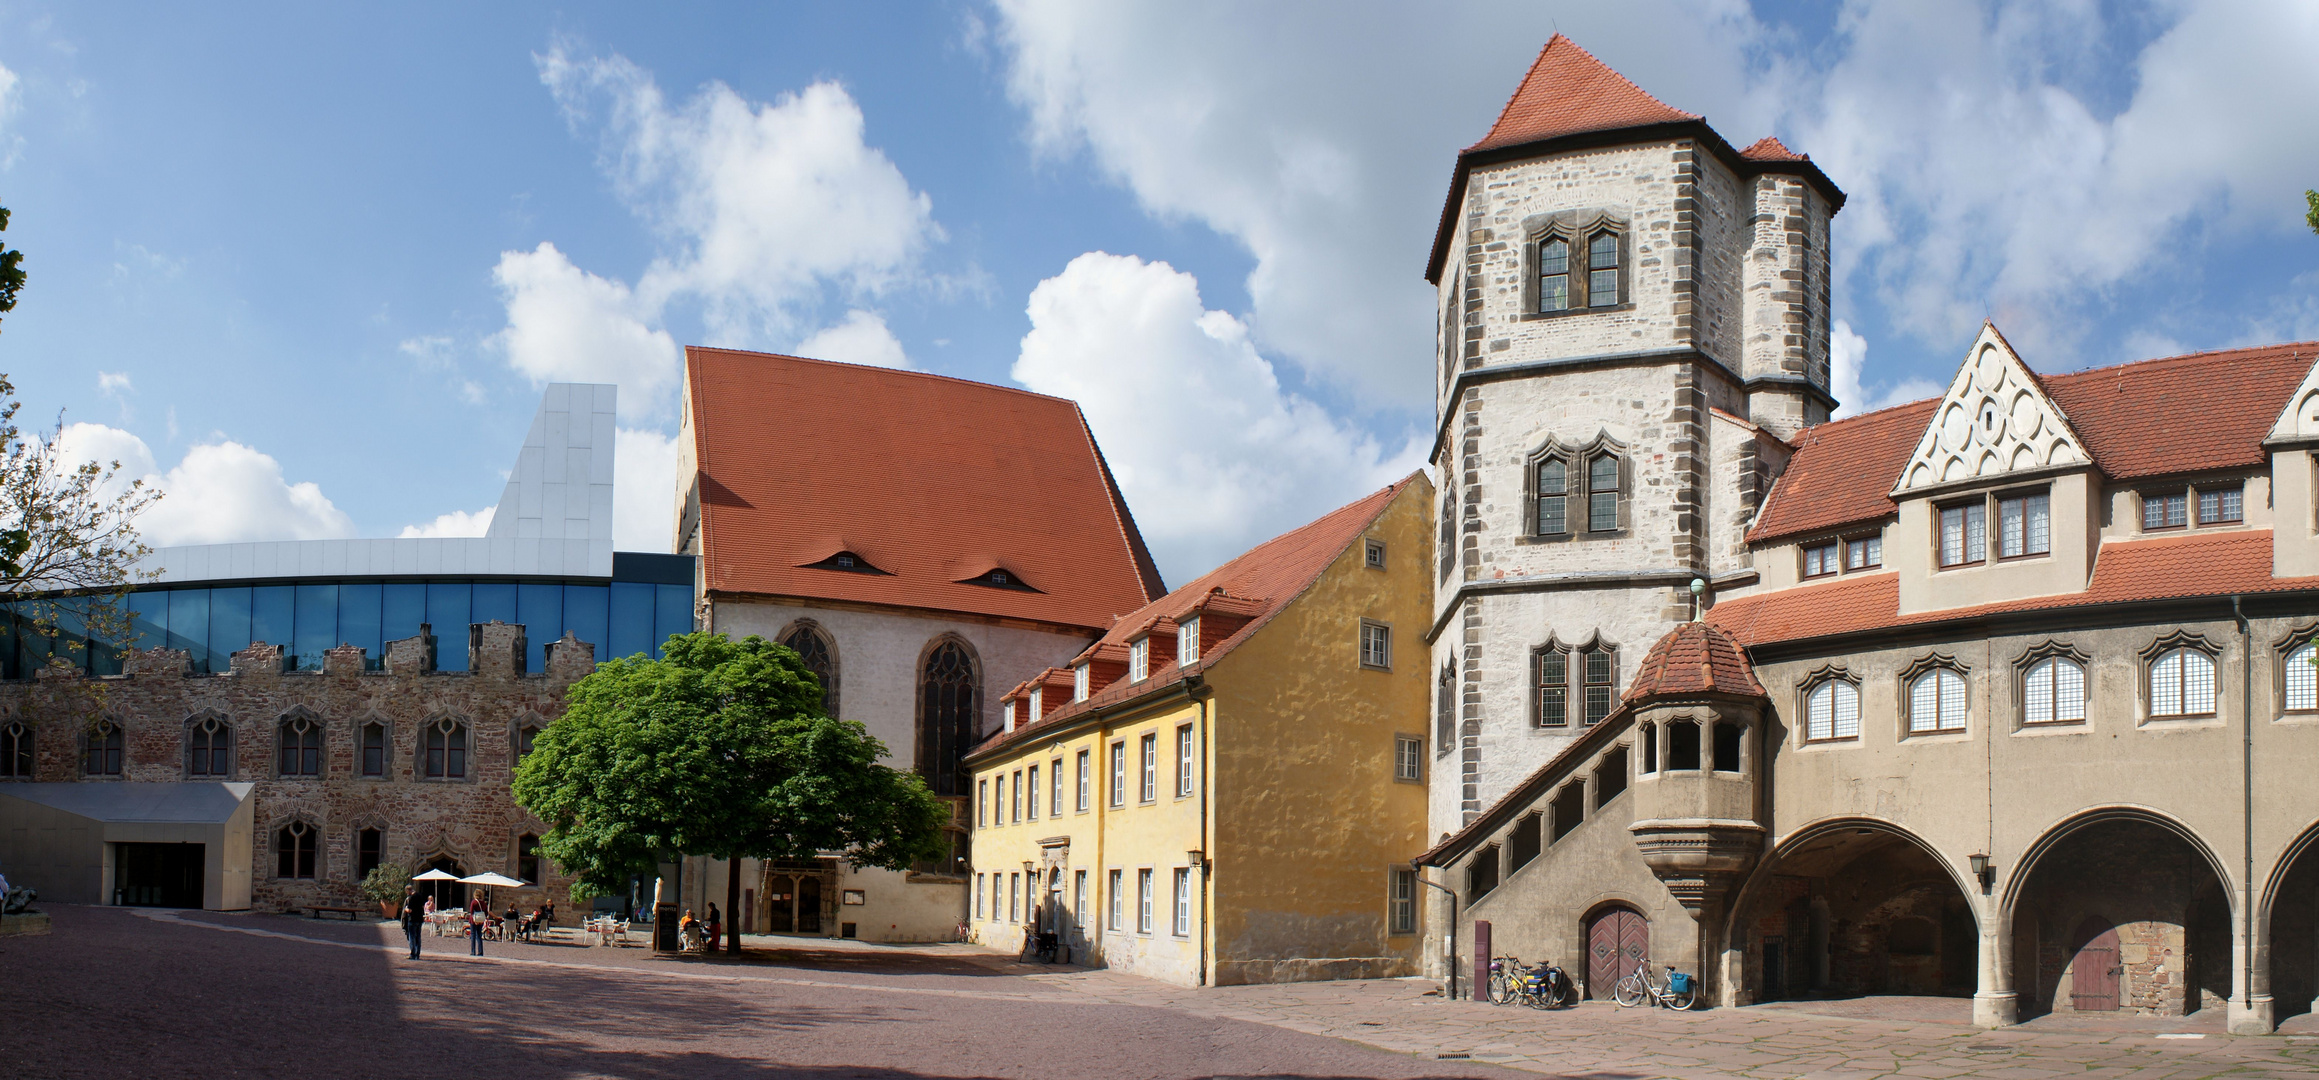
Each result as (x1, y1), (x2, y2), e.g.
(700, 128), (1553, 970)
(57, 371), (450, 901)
(1205, 478), (1435, 984)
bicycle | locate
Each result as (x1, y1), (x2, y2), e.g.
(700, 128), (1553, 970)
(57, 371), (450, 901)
(1613, 962), (1696, 1010)
(1487, 957), (1577, 1009)
(1485, 956), (1522, 1005)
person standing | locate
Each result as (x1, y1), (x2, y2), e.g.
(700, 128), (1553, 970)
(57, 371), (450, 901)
(705, 902), (721, 954)
(468, 894), (487, 956)
(400, 886), (425, 960)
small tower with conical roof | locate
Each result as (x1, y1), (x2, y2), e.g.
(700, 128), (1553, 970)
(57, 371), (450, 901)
(1425, 37), (1845, 841)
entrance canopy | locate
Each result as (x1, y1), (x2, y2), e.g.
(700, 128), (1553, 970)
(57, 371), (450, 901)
(0, 782), (255, 909)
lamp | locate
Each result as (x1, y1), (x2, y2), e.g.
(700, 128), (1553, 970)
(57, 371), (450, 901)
(1688, 578), (1706, 621)
(1186, 849), (1206, 872)
(1968, 853), (1993, 892)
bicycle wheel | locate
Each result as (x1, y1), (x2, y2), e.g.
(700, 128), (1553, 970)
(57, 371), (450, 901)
(1550, 978), (1579, 1009)
(1668, 984), (1697, 1011)
(1487, 971), (1514, 1005)
(1613, 974), (1644, 1008)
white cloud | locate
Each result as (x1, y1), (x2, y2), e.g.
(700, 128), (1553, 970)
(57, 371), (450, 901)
(1014, 252), (1420, 580)
(489, 242), (682, 407)
(54, 423), (355, 547)
(398, 335), (485, 404)
(96, 371), (131, 395)
(0, 61), (20, 168)
(793, 309), (910, 369)
(398, 506), (495, 539)
(613, 427), (681, 554)
(1829, 319), (1941, 419)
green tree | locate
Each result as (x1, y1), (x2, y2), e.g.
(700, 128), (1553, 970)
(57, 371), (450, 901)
(2308, 189), (2319, 236)
(513, 631), (949, 954)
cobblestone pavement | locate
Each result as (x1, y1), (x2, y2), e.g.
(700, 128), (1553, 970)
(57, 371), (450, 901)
(16, 905), (2319, 1080)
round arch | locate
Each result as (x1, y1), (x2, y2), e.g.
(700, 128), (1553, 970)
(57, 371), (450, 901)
(1722, 815), (1981, 957)
(2259, 819), (2319, 1023)
(2001, 805), (2238, 923)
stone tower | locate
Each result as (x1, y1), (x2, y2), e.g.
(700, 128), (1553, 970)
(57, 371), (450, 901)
(1425, 36), (1844, 837)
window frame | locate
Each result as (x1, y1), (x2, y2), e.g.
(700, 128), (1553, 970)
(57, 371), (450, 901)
(1845, 533), (1884, 571)
(2197, 484), (2245, 526)
(1050, 756), (1063, 817)
(1174, 725), (1194, 798)
(1937, 499), (1987, 568)
(1524, 217), (1628, 318)
(1177, 617), (1201, 664)
(186, 712), (234, 779)
(359, 720), (388, 779)
(0, 720), (31, 780)
(1526, 439), (1625, 541)
(1172, 866), (1192, 937)
(1128, 639), (1149, 683)
(2141, 489), (2189, 532)
(1388, 868), (1416, 935)
(1801, 675), (1862, 743)
(1136, 868), (1154, 934)
(275, 819), (319, 880)
(1436, 664), (1457, 757)
(1072, 663), (1090, 702)
(1802, 540), (1840, 579)
(1394, 735), (1424, 782)
(1108, 868), (1124, 931)
(2145, 636), (2220, 720)
(2279, 628), (2319, 715)
(1996, 488), (2052, 561)
(1139, 732), (1158, 803)
(419, 716), (469, 780)
(1109, 740), (1127, 808)
(278, 711), (324, 779)
(1025, 763), (1039, 821)
(1075, 749), (1091, 812)
(1359, 620), (1392, 671)
(1363, 538), (1386, 570)
(83, 717), (125, 778)
(2016, 643), (2090, 727)
(977, 778), (989, 828)
(1903, 660), (1972, 735)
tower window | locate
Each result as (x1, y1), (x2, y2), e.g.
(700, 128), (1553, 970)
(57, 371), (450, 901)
(1587, 454), (1620, 532)
(1538, 237), (1570, 312)
(1587, 231), (1620, 307)
(1531, 222), (1624, 314)
(1535, 458), (1567, 535)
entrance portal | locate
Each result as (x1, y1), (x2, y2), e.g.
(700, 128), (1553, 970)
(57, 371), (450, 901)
(2013, 816), (2230, 1018)
(2068, 917), (2122, 1011)
(1585, 907), (1648, 998)
(762, 871), (824, 935)
(1732, 825), (1976, 1003)
(421, 856), (468, 911)
(114, 843), (203, 908)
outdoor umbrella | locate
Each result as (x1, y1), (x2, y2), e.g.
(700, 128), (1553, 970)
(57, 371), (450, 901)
(458, 872), (528, 914)
(412, 868), (457, 909)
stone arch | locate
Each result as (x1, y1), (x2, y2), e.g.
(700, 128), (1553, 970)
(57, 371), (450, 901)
(2005, 806), (2236, 1019)
(2257, 819), (2319, 1023)
(1723, 816), (1980, 1005)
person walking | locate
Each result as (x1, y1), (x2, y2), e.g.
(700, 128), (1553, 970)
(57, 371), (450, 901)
(468, 894), (487, 956)
(400, 886), (425, 960)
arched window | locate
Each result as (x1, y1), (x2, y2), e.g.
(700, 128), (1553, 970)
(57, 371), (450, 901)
(1907, 668), (1969, 733)
(423, 717), (468, 779)
(1436, 664), (1456, 755)
(3, 720), (32, 779)
(83, 719), (124, 777)
(360, 721), (387, 778)
(1438, 493), (1456, 581)
(2023, 657), (2087, 725)
(779, 623), (840, 717)
(1639, 722), (1658, 773)
(517, 833), (541, 884)
(917, 640), (977, 797)
(1804, 680), (1860, 742)
(278, 713), (322, 777)
(276, 820), (318, 880)
(1538, 237), (1570, 312)
(2150, 647), (2217, 718)
(2287, 639), (2318, 713)
(357, 827), (383, 880)
(1535, 457), (1568, 535)
(187, 714), (233, 777)
(1587, 453), (1621, 532)
(1587, 230), (1620, 307)
(1536, 639), (1618, 726)
(514, 722), (540, 762)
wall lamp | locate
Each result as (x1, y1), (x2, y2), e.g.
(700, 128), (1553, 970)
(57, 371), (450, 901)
(1186, 849), (1208, 873)
(1968, 852), (1994, 893)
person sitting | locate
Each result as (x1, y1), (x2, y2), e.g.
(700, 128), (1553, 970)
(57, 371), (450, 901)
(504, 904), (520, 940)
(678, 908), (701, 952)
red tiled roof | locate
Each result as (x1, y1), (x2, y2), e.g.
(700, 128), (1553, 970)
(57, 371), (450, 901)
(1711, 530), (2319, 648)
(1747, 341), (2319, 544)
(2041, 342), (2316, 480)
(685, 347), (1166, 633)
(969, 475), (1420, 759)
(1740, 136), (1806, 161)
(1467, 35), (1698, 154)
(1623, 621), (1765, 701)
(1747, 399), (1937, 543)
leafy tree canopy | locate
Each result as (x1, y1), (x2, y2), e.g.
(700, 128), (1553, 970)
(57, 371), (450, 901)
(512, 631), (949, 897)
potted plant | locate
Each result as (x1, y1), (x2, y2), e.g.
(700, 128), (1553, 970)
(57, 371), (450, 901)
(359, 861), (413, 919)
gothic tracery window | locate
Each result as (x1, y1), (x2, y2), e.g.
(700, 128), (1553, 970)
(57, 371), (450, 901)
(276, 820), (318, 880)
(2, 721), (31, 778)
(187, 714), (233, 777)
(780, 623), (840, 717)
(83, 719), (124, 777)
(423, 717), (468, 779)
(917, 640), (977, 797)
(278, 713), (322, 777)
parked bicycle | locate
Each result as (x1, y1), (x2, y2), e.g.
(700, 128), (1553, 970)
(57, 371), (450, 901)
(1612, 962), (1696, 1010)
(1486, 956), (1577, 1009)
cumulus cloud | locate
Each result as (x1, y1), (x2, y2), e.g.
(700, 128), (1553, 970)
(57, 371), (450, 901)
(54, 422), (355, 547)
(793, 309), (910, 369)
(1830, 320), (1942, 419)
(398, 507), (495, 538)
(613, 427), (682, 554)
(489, 242), (682, 406)
(1014, 252), (1420, 580)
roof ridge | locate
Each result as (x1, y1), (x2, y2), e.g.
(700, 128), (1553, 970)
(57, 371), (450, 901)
(2043, 339), (2319, 383)
(683, 345), (1083, 408)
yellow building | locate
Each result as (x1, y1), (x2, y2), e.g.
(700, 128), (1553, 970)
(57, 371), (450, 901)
(964, 474), (1434, 986)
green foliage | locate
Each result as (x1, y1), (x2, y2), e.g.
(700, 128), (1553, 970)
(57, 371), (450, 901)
(0, 206), (22, 325)
(513, 631), (950, 897)
(357, 860), (413, 907)
(2308, 189), (2319, 236)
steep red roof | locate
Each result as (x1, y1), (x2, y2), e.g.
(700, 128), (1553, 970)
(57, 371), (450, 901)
(2041, 342), (2316, 480)
(1624, 621), (1765, 701)
(1468, 35), (1698, 153)
(969, 476), (1420, 758)
(1747, 398), (1937, 543)
(1711, 530), (2319, 648)
(685, 348), (1165, 632)
(1741, 136), (1806, 161)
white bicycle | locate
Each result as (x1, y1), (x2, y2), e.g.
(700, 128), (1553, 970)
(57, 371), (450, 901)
(1613, 962), (1697, 1010)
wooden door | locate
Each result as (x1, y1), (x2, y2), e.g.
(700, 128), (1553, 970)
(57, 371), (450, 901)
(2069, 918), (2121, 1011)
(767, 876), (795, 933)
(1586, 908), (1649, 997)
(798, 876), (823, 934)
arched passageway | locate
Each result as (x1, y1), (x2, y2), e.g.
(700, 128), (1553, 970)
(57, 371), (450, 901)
(2011, 817), (2230, 1019)
(1732, 825), (1977, 1003)
(2265, 826), (2319, 1024)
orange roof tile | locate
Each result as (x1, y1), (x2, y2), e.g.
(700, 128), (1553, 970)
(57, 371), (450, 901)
(969, 475), (1421, 759)
(1623, 621), (1765, 701)
(685, 347), (1165, 633)
(1468, 35), (1698, 154)
(2041, 341), (2317, 480)
(1711, 530), (2319, 648)
(1747, 398), (1937, 543)
(1740, 136), (1807, 161)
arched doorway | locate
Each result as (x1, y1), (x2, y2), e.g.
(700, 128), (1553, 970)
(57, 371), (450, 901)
(1729, 821), (1978, 1003)
(1585, 906), (1648, 999)
(2010, 813), (2231, 1019)
(420, 856), (468, 911)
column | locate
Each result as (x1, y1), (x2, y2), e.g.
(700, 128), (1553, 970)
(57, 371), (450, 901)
(1973, 893), (2017, 1028)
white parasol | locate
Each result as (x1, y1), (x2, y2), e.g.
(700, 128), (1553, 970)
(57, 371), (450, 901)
(458, 872), (527, 888)
(412, 867), (458, 908)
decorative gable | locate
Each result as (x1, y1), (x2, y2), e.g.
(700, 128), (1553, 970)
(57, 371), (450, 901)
(2263, 352), (2319, 442)
(1896, 323), (2089, 493)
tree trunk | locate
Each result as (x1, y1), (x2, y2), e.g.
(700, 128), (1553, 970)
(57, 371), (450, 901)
(727, 855), (744, 955)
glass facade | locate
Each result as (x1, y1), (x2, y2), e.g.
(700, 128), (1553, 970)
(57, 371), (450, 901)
(3, 559), (694, 679)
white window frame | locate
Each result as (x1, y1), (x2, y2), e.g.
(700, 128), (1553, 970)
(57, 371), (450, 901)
(1175, 725), (1194, 797)
(1137, 868), (1154, 934)
(1109, 740), (1126, 807)
(975, 874), (985, 919)
(977, 778), (988, 827)
(1076, 749), (1090, 811)
(1108, 868), (1123, 930)
(1173, 867), (1191, 936)
(1140, 732), (1157, 803)
(1907, 668), (1970, 733)
(2023, 656), (2087, 725)
(1025, 764), (1039, 821)
(1395, 735), (1423, 781)
(2150, 647), (2218, 718)
(1028, 687), (1043, 723)
(1073, 664), (1090, 702)
(1360, 621), (1392, 670)
(1074, 869), (1088, 930)
(1129, 639), (1149, 682)
(1804, 680), (1861, 742)
(1178, 617), (1201, 664)
(1050, 757), (1063, 817)
(2286, 640), (2318, 713)
(1009, 872), (1020, 922)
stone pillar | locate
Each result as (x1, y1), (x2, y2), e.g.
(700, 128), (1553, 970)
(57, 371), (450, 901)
(2231, 893), (2275, 1034)
(1973, 893), (2017, 1028)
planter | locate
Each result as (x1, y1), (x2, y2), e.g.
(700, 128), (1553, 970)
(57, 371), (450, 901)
(379, 900), (402, 919)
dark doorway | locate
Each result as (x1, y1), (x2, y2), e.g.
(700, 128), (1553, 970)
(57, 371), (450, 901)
(1733, 827), (1976, 1002)
(767, 875), (796, 933)
(2069, 917), (2122, 1011)
(1586, 907), (1648, 998)
(114, 843), (202, 908)
(2012, 818), (2227, 1017)
(421, 856), (468, 911)
(797, 875), (823, 934)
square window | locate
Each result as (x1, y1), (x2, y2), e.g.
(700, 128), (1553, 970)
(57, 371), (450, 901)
(1803, 542), (1838, 578)
(1360, 622), (1392, 670)
(1998, 492), (2050, 558)
(1395, 736), (1423, 781)
(1846, 535), (1882, 570)
(2143, 491), (2188, 531)
(1364, 538), (1386, 569)
(2198, 487), (2244, 525)
(1939, 502), (1986, 567)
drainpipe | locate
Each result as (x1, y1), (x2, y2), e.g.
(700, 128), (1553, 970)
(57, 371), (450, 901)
(1413, 863), (1458, 1000)
(2233, 595), (2257, 1028)
(1186, 674), (1213, 988)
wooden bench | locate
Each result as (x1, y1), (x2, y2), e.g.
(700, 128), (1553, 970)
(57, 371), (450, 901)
(308, 906), (364, 921)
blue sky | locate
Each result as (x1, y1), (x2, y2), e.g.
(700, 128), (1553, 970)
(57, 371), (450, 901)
(0, 1), (2312, 586)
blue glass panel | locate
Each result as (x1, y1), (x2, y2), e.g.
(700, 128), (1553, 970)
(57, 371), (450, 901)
(172, 589), (214, 674)
(655, 584), (693, 658)
(338, 584), (383, 670)
(563, 585), (609, 667)
(251, 587), (294, 665)
(84, 596), (125, 676)
(206, 587), (249, 674)
(128, 590), (167, 654)
(473, 582), (517, 629)
(517, 583), (562, 672)
(382, 583), (427, 654)
(427, 583), (472, 672)
(293, 585), (338, 671)
(41, 599), (90, 675)
(609, 582), (652, 662)
(17, 601), (51, 674)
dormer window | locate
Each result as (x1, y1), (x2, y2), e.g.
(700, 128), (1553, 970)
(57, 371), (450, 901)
(1028, 687), (1043, 723)
(806, 551), (883, 574)
(2198, 486), (2243, 525)
(1073, 664), (1090, 702)
(991, 570), (1010, 586)
(1129, 639), (1149, 683)
(1939, 501), (1986, 567)
(836, 554), (857, 570)
(962, 567), (1036, 591)
(1998, 491), (2050, 559)
(1178, 618), (1201, 665)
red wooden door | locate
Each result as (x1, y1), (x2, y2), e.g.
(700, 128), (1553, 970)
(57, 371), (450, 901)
(1586, 908), (1649, 997)
(2069, 918), (2121, 1011)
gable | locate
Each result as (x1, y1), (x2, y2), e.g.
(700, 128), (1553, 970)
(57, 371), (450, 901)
(2266, 353), (2319, 443)
(1895, 324), (2089, 494)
